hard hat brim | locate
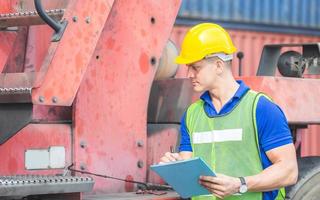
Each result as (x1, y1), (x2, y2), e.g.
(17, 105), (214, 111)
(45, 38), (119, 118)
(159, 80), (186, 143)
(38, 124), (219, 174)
(175, 55), (202, 65)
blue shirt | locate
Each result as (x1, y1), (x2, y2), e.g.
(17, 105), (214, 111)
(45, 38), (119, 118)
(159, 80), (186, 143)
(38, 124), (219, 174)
(179, 80), (292, 200)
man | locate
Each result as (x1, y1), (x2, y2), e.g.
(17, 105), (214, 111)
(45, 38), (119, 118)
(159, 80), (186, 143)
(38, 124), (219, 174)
(160, 23), (298, 200)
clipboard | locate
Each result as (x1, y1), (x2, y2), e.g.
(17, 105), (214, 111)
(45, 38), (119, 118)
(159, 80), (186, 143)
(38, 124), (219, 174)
(150, 157), (216, 198)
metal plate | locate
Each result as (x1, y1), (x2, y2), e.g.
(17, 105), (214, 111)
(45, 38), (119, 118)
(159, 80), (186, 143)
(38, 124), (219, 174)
(148, 79), (199, 123)
(0, 103), (32, 144)
(0, 175), (94, 197)
(31, 0), (113, 106)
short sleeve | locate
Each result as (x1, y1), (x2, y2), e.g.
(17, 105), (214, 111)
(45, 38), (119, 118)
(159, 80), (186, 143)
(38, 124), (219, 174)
(179, 112), (193, 152)
(256, 96), (293, 152)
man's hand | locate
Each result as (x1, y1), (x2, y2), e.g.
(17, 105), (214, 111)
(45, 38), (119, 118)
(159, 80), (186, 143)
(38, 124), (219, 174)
(159, 152), (182, 163)
(199, 174), (241, 199)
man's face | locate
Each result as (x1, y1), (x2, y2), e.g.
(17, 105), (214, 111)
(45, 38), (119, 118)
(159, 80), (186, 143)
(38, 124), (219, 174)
(186, 58), (219, 92)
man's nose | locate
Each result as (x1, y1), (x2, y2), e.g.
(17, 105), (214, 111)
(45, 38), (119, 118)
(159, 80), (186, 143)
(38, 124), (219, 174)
(187, 68), (194, 78)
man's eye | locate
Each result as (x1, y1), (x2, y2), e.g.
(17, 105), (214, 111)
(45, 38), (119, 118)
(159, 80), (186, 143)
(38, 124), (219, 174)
(193, 66), (200, 71)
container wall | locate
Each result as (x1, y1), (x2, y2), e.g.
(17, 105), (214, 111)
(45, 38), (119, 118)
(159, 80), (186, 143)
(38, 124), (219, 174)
(170, 26), (320, 157)
(177, 0), (320, 35)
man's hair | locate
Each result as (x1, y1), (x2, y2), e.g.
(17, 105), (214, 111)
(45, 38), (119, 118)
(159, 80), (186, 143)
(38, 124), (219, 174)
(204, 56), (232, 70)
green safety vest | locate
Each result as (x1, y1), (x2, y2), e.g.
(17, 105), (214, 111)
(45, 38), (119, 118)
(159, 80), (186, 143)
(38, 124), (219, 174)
(186, 90), (266, 200)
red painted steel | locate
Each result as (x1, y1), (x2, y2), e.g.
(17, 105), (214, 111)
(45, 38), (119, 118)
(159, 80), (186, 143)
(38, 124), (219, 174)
(0, 32), (17, 72)
(241, 76), (320, 124)
(0, 0), (19, 72)
(73, 0), (181, 193)
(147, 125), (180, 184)
(301, 125), (320, 157)
(3, 27), (28, 73)
(24, 26), (53, 72)
(0, 0), (19, 13)
(31, 0), (112, 106)
(0, 124), (72, 175)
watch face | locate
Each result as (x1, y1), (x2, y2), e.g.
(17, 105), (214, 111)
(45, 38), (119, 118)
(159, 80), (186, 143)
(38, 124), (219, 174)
(239, 185), (248, 193)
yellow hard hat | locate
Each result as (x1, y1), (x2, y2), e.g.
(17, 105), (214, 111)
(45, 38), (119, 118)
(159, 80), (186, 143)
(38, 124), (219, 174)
(175, 23), (237, 64)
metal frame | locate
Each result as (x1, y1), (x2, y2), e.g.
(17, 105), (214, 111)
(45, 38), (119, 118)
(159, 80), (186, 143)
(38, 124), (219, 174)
(257, 43), (320, 76)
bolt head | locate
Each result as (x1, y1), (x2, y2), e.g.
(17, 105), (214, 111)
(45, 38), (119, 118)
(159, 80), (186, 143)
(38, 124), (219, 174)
(52, 96), (58, 103)
(85, 17), (91, 24)
(39, 96), (45, 103)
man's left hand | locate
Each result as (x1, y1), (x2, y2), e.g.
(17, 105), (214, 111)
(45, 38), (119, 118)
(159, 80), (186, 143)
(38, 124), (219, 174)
(199, 174), (241, 199)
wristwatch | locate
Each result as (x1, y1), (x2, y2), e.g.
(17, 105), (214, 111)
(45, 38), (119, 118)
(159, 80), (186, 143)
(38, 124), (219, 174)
(239, 177), (248, 194)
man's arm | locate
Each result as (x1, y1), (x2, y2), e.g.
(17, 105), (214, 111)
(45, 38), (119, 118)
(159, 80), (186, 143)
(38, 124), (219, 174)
(199, 144), (298, 198)
(246, 143), (298, 191)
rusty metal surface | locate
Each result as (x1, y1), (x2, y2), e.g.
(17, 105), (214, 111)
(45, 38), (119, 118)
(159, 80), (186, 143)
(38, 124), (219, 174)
(0, 32), (17, 73)
(32, 105), (72, 122)
(2, 27), (28, 73)
(0, 1), (19, 13)
(147, 124), (180, 184)
(0, 72), (35, 88)
(31, 0), (112, 106)
(0, 124), (72, 175)
(73, 0), (181, 193)
(0, 9), (64, 28)
(24, 25), (53, 72)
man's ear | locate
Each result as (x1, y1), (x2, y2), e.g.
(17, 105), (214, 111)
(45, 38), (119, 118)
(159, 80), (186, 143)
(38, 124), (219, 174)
(215, 59), (225, 75)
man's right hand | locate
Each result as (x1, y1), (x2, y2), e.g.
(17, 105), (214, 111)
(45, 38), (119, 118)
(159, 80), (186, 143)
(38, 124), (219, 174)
(159, 152), (183, 163)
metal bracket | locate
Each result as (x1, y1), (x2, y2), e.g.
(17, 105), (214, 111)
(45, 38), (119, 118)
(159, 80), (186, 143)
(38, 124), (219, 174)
(34, 0), (68, 42)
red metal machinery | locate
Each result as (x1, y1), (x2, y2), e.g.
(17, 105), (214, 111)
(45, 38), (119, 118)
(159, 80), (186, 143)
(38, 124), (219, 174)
(1, 0), (320, 200)
(0, 0), (182, 199)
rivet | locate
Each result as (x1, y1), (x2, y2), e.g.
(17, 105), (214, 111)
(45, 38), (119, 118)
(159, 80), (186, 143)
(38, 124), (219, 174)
(137, 140), (143, 147)
(85, 17), (91, 24)
(39, 96), (45, 103)
(52, 96), (58, 103)
(72, 16), (78, 22)
(137, 160), (144, 168)
(80, 141), (87, 148)
(80, 164), (86, 170)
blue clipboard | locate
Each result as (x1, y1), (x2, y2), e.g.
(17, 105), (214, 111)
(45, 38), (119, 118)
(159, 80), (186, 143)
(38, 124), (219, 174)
(150, 157), (216, 198)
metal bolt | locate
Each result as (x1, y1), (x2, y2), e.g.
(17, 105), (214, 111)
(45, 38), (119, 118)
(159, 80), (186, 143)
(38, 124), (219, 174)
(39, 96), (45, 103)
(80, 164), (86, 170)
(137, 140), (144, 147)
(85, 17), (91, 24)
(80, 141), (87, 148)
(137, 160), (144, 168)
(52, 96), (58, 103)
(72, 16), (78, 22)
